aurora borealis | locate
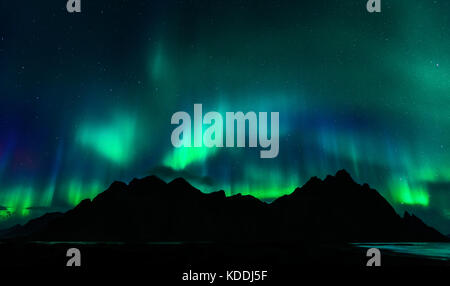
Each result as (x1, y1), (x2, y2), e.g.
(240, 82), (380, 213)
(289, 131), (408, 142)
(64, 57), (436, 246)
(1, 0), (450, 234)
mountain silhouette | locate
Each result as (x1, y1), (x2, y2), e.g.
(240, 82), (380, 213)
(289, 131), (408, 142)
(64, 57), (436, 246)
(1, 170), (447, 242)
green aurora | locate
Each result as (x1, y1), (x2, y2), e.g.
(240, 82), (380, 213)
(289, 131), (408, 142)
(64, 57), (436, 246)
(1, 0), (450, 234)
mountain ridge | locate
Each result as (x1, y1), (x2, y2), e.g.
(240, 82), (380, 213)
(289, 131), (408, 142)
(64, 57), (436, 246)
(1, 169), (447, 242)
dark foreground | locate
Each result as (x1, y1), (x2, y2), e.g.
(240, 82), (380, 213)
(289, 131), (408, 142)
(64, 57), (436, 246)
(0, 242), (448, 282)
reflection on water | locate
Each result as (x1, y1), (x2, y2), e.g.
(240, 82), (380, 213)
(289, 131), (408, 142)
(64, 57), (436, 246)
(30, 241), (207, 246)
(27, 241), (450, 261)
(31, 241), (126, 245)
(353, 242), (450, 260)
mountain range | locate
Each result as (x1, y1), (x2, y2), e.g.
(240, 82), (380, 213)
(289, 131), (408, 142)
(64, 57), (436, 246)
(0, 170), (446, 242)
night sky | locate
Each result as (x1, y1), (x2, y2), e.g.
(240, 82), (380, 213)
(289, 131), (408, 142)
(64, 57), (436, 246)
(1, 0), (450, 234)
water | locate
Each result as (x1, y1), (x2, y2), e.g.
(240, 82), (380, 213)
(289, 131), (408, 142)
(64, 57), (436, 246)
(353, 242), (450, 260)
(27, 241), (450, 261)
(30, 241), (207, 246)
(31, 241), (126, 245)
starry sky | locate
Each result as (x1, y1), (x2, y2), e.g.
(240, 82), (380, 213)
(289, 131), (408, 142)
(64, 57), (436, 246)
(1, 0), (450, 234)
